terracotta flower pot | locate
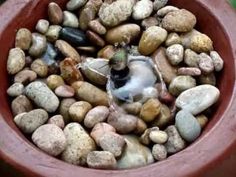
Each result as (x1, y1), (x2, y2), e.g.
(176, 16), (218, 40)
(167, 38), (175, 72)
(0, 0), (236, 177)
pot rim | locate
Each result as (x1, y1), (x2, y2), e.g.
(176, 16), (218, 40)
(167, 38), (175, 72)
(0, 0), (236, 177)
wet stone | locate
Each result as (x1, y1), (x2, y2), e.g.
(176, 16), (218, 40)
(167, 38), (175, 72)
(60, 27), (87, 47)
(48, 2), (63, 25)
(29, 33), (47, 58)
(63, 11), (79, 28)
(35, 19), (49, 34)
(15, 28), (32, 50)
(46, 25), (62, 42)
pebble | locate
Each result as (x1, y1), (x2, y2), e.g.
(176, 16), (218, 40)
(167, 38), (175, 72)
(84, 106), (109, 129)
(166, 44), (184, 65)
(80, 58), (109, 85)
(67, 0), (88, 11)
(7, 48), (25, 75)
(62, 123), (96, 165)
(156, 6), (179, 17)
(29, 33), (47, 58)
(196, 114), (208, 128)
(90, 123), (116, 145)
(14, 69), (37, 85)
(169, 76), (196, 96)
(175, 110), (201, 142)
(210, 51), (224, 72)
(177, 67), (201, 76)
(99, 132), (126, 157)
(72, 81), (109, 106)
(88, 19), (107, 35)
(47, 74), (65, 90)
(134, 119), (147, 135)
(79, 6), (96, 30)
(176, 85), (220, 115)
(152, 144), (167, 161)
(7, 83), (24, 97)
(117, 135), (154, 169)
(35, 19), (49, 34)
(55, 40), (80, 62)
(87, 151), (117, 169)
(11, 95), (33, 116)
(140, 128), (156, 145)
(59, 98), (76, 123)
(86, 30), (105, 47)
(162, 9), (196, 32)
(199, 53), (214, 74)
(132, 0), (153, 20)
(60, 27), (87, 46)
(98, 0), (135, 27)
(105, 24), (141, 45)
(153, 0), (168, 11)
(55, 85), (75, 98)
(97, 45), (115, 59)
(149, 130), (168, 144)
(165, 32), (181, 47)
(60, 58), (83, 84)
(141, 17), (159, 29)
(184, 49), (200, 67)
(164, 125), (186, 154)
(48, 2), (63, 25)
(63, 11), (79, 28)
(25, 56), (33, 67)
(46, 25), (62, 42)
(69, 101), (92, 123)
(31, 59), (48, 77)
(152, 104), (171, 128)
(122, 102), (142, 115)
(107, 112), (138, 134)
(198, 73), (216, 86)
(25, 81), (60, 113)
(32, 124), (66, 156)
(77, 46), (96, 53)
(139, 26), (167, 55)
(14, 109), (48, 134)
(140, 99), (161, 122)
(15, 28), (32, 50)
(181, 30), (213, 53)
(48, 115), (65, 129)
(152, 48), (177, 84)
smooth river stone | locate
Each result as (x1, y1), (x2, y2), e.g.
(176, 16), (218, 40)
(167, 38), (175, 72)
(25, 81), (60, 113)
(176, 85), (220, 115)
(175, 110), (201, 142)
(117, 135), (154, 169)
(60, 27), (87, 46)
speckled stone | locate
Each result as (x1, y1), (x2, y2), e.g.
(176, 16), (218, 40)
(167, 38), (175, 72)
(7, 48), (25, 75)
(7, 83), (24, 97)
(153, 0), (168, 11)
(25, 81), (60, 113)
(132, 0), (153, 20)
(166, 44), (184, 65)
(15, 28), (32, 50)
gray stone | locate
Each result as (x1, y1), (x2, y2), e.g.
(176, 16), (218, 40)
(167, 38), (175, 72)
(199, 53), (214, 74)
(67, 0), (88, 11)
(210, 51), (224, 72)
(11, 95), (33, 116)
(14, 109), (48, 134)
(7, 83), (24, 97)
(35, 19), (49, 34)
(169, 76), (196, 96)
(63, 11), (79, 28)
(152, 144), (167, 161)
(157, 6), (179, 17)
(117, 135), (154, 169)
(87, 151), (117, 169)
(164, 125), (186, 154)
(176, 85), (220, 115)
(166, 44), (184, 65)
(175, 110), (201, 142)
(153, 0), (168, 11)
(29, 33), (47, 58)
(132, 0), (153, 20)
(32, 124), (66, 156)
(184, 49), (200, 67)
(25, 81), (60, 113)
